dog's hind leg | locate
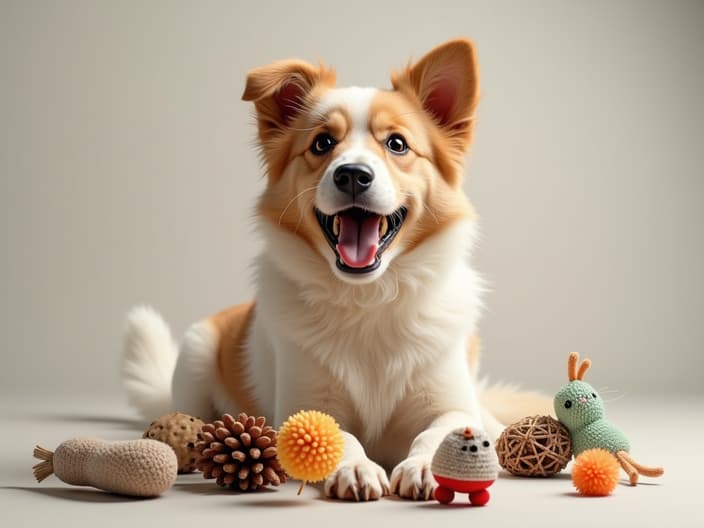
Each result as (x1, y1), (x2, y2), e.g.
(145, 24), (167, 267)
(172, 302), (259, 420)
(171, 320), (220, 420)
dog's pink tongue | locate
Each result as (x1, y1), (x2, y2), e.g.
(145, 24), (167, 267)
(336, 214), (381, 268)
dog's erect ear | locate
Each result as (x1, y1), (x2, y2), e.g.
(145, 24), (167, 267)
(242, 60), (336, 140)
(392, 39), (479, 150)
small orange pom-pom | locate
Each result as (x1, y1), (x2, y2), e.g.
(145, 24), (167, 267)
(572, 449), (620, 496)
(277, 410), (344, 492)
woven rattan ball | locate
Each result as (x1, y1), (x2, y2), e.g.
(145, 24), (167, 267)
(496, 415), (572, 477)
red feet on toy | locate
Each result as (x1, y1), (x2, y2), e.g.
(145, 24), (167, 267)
(431, 427), (498, 507)
(435, 485), (455, 504)
(469, 489), (490, 506)
(434, 484), (491, 506)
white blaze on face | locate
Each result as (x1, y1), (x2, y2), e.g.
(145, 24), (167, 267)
(313, 87), (402, 280)
(314, 87), (398, 216)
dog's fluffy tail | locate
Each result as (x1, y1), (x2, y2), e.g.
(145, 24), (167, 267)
(121, 306), (178, 420)
(479, 380), (555, 427)
(469, 338), (554, 431)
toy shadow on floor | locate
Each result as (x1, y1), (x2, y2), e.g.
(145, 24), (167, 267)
(172, 481), (271, 496)
(560, 477), (661, 498)
(234, 498), (311, 508)
(417, 502), (484, 509)
(175, 482), (309, 507)
(3, 486), (152, 503)
(499, 471), (573, 481)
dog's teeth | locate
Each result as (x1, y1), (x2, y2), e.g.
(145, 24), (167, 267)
(379, 217), (388, 237)
(333, 215), (340, 237)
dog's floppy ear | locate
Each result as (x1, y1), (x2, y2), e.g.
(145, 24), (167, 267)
(392, 39), (479, 151)
(242, 59), (336, 140)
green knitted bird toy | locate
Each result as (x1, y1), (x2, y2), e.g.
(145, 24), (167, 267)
(554, 352), (664, 486)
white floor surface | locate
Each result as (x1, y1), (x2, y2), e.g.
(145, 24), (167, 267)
(1, 393), (700, 528)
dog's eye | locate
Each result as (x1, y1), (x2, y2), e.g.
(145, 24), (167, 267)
(385, 133), (409, 155)
(310, 133), (336, 155)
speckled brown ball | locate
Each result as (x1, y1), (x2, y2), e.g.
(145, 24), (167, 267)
(144, 412), (205, 473)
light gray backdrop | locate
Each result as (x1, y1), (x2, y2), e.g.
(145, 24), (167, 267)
(1, 0), (702, 403)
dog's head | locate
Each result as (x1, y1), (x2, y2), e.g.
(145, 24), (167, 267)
(243, 39), (479, 284)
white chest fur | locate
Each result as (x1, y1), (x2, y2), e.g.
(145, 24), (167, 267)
(250, 220), (483, 443)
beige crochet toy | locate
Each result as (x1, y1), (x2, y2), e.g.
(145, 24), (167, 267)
(431, 427), (499, 506)
(144, 412), (204, 473)
(33, 438), (177, 497)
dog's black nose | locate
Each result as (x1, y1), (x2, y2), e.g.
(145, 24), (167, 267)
(333, 163), (374, 198)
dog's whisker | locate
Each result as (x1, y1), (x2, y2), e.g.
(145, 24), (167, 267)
(294, 197), (316, 235)
(286, 125), (323, 132)
(423, 203), (440, 224)
(278, 186), (317, 226)
(390, 110), (426, 120)
(279, 101), (328, 129)
(402, 190), (439, 225)
(288, 116), (329, 132)
(602, 394), (626, 403)
(597, 386), (625, 403)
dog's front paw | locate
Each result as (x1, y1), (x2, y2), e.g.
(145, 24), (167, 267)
(390, 456), (436, 500)
(324, 459), (390, 501)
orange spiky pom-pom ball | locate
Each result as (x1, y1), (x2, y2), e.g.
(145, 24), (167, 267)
(572, 448), (620, 496)
(277, 410), (344, 492)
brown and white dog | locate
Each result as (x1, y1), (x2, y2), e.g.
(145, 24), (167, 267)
(122, 39), (547, 501)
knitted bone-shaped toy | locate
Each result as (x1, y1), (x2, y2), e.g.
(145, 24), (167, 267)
(553, 352), (664, 485)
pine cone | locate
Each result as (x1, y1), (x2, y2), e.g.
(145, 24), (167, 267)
(195, 413), (287, 491)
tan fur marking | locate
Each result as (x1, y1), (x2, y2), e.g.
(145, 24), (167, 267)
(326, 109), (352, 145)
(467, 335), (481, 376)
(256, 99), (360, 258)
(368, 90), (475, 256)
(210, 303), (261, 416)
(242, 60), (336, 185)
(391, 39), (480, 160)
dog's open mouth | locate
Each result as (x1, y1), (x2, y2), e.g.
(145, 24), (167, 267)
(315, 207), (408, 273)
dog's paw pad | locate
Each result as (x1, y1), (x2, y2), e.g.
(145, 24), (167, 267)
(390, 457), (436, 500)
(324, 459), (390, 501)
